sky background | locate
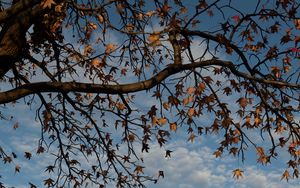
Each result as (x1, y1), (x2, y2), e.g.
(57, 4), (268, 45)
(0, 0), (300, 188)
(0, 104), (299, 188)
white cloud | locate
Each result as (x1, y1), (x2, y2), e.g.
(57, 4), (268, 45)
(134, 140), (299, 188)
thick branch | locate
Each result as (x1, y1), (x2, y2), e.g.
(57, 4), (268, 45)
(0, 59), (299, 104)
(0, 2), (43, 77)
(169, 30), (182, 64)
(0, 0), (41, 23)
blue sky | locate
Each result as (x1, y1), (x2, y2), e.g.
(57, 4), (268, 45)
(0, 101), (299, 188)
(0, 0), (300, 187)
(0, 84), (299, 188)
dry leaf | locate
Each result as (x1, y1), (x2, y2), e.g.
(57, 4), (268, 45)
(271, 66), (281, 78)
(213, 150), (222, 158)
(125, 24), (134, 32)
(117, 103), (126, 111)
(54, 4), (62, 12)
(180, 7), (187, 14)
(41, 0), (56, 9)
(145, 11), (156, 17)
(187, 133), (196, 143)
(88, 22), (97, 30)
(157, 117), (167, 126)
(52, 21), (62, 33)
(186, 87), (195, 94)
(24, 152), (32, 160)
(256, 147), (265, 156)
(237, 97), (248, 108)
(188, 108), (195, 117)
(147, 32), (161, 46)
(232, 169), (243, 179)
(169, 122), (177, 131)
(91, 58), (101, 67)
(97, 15), (105, 23)
(127, 134), (135, 142)
(198, 82), (206, 92)
(182, 96), (192, 106)
(151, 116), (158, 126)
(163, 102), (169, 110)
(281, 170), (290, 181)
(84, 44), (93, 56)
(44, 178), (54, 186)
(15, 165), (21, 173)
(254, 117), (261, 125)
(294, 19), (300, 30)
(134, 165), (144, 174)
(105, 43), (117, 54)
(13, 122), (19, 130)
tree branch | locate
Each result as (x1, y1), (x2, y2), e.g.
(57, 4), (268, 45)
(0, 1), (43, 77)
(181, 29), (257, 75)
(0, 0), (41, 24)
(0, 59), (299, 104)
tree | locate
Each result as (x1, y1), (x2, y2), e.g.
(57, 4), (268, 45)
(0, 0), (299, 187)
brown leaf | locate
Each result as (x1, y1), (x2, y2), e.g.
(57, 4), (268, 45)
(198, 82), (206, 92)
(84, 44), (93, 56)
(233, 169), (243, 179)
(41, 0), (56, 9)
(145, 11), (156, 17)
(186, 87), (196, 94)
(134, 165), (144, 174)
(151, 116), (158, 126)
(293, 169), (299, 178)
(3, 156), (12, 163)
(127, 134), (135, 142)
(15, 165), (21, 173)
(257, 155), (269, 165)
(148, 32), (161, 46)
(44, 178), (54, 186)
(105, 43), (117, 54)
(165, 150), (172, 158)
(182, 96), (193, 105)
(237, 97), (248, 108)
(213, 150), (222, 158)
(13, 122), (19, 130)
(37, 146), (45, 154)
(24, 152), (32, 160)
(158, 170), (164, 178)
(256, 147), (265, 156)
(45, 165), (55, 173)
(157, 117), (167, 126)
(51, 20), (62, 33)
(281, 170), (290, 181)
(294, 19), (300, 30)
(229, 147), (238, 156)
(117, 103), (126, 111)
(187, 107), (195, 117)
(163, 102), (170, 110)
(142, 142), (149, 153)
(91, 58), (102, 67)
(97, 14), (105, 23)
(169, 122), (177, 131)
(271, 66), (281, 78)
(187, 133), (196, 143)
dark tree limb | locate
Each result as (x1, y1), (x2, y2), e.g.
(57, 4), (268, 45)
(0, 59), (299, 104)
(0, 1), (43, 78)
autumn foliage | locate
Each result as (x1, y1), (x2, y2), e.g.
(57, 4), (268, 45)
(0, 0), (300, 187)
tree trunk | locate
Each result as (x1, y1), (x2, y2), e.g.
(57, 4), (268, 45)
(0, 1), (42, 78)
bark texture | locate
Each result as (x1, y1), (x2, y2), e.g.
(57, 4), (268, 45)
(0, 0), (42, 77)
